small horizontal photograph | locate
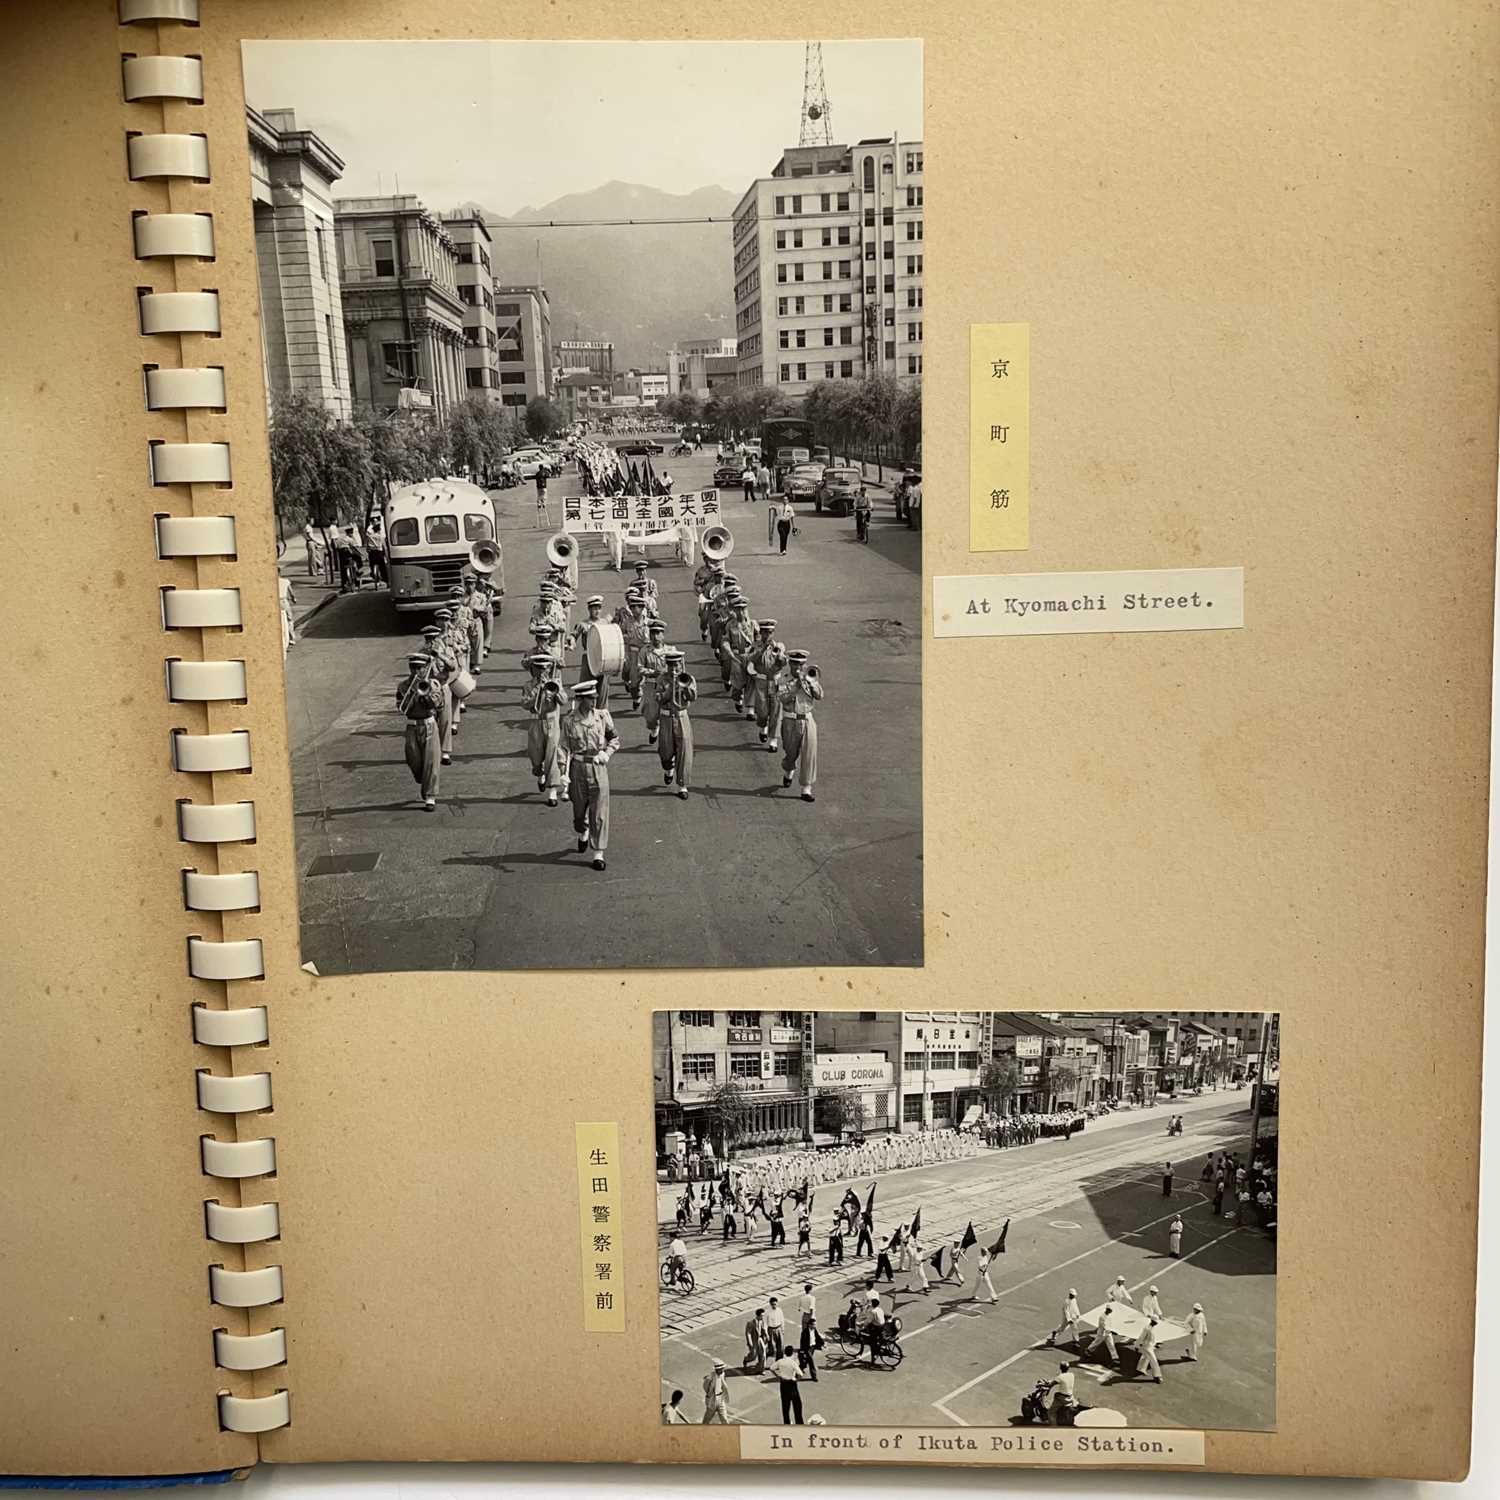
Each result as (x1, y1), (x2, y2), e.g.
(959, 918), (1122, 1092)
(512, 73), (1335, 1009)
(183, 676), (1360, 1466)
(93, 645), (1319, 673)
(653, 1009), (1279, 1432)
(243, 38), (924, 974)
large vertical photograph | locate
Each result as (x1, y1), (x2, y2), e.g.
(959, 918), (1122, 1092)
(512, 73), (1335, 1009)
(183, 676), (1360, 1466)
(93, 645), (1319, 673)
(243, 40), (924, 974)
(653, 1010), (1279, 1431)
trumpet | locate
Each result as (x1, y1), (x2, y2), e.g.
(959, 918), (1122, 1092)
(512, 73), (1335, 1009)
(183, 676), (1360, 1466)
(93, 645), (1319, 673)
(398, 660), (437, 715)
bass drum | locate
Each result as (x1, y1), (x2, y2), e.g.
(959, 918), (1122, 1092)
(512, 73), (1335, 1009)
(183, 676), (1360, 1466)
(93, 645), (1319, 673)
(450, 667), (478, 701)
(585, 621), (626, 677)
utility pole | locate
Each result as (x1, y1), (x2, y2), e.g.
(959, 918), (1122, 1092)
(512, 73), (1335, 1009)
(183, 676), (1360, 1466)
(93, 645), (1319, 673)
(1110, 1015), (1119, 1102)
(1246, 1011), (1272, 1166)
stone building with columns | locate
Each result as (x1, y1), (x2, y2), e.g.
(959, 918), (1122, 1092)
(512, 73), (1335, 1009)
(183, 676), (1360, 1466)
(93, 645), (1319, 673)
(334, 194), (467, 418)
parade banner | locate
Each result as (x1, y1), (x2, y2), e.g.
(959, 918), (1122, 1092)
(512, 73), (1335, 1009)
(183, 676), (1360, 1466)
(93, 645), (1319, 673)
(562, 489), (722, 534)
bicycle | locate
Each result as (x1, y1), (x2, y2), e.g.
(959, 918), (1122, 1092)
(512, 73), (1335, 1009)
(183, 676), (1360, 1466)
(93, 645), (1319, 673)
(659, 1259), (695, 1295)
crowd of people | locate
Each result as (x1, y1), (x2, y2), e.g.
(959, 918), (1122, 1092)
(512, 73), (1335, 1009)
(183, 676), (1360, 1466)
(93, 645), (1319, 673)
(977, 1110), (1087, 1146)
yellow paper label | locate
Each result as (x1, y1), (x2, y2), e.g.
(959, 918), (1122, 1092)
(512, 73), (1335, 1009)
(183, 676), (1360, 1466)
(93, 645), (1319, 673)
(575, 1122), (625, 1332)
(969, 323), (1030, 551)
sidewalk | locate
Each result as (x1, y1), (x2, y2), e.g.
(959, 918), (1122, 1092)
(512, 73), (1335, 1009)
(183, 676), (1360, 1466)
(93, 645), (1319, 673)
(654, 1088), (1247, 1220)
(279, 534), (380, 632)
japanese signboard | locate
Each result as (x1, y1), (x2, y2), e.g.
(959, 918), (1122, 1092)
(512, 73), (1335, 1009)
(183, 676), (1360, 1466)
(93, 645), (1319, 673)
(1013, 1035), (1044, 1059)
(562, 489), (722, 534)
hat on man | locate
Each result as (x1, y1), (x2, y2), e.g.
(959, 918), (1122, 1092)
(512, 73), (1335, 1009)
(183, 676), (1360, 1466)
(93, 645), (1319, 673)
(531, 621), (557, 637)
(758, 618), (777, 632)
(573, 679), (599, 698)
(586, 594), (604, 607)
(406, 652), (429, 666)
(647, 618), (666, 634)
(662, 647), (685, 662)
(633, 561), (649, 573)
(420, 625), (442, 639)
(434, 609), (453, 623)
(787, 649), (809, 664)
(448, 585), (465, 596)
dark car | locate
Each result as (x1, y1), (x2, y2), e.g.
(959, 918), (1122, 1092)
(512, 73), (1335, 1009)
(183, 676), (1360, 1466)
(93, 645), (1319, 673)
(815, 465), (865, 516)
(619, 440), (664, 456)
(713, 461), (749, 487)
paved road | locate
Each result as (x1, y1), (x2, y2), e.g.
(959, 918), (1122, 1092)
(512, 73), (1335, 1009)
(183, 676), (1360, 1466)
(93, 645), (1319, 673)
(284, 443), (922, 973)
(657, 1098), (1275, 1431)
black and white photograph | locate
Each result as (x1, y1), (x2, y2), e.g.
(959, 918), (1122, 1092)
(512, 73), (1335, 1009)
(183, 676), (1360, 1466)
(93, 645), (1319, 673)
(653, 1010), (1279, 1431)
(246, 39), (924, 974)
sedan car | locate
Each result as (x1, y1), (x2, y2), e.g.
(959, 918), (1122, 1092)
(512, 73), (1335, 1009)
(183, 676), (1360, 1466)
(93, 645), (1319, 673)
(784, 463), (826, 501)
(815, 465), (865, 515)
(619, 439), (664, 456)
(713, 461), (750, 487)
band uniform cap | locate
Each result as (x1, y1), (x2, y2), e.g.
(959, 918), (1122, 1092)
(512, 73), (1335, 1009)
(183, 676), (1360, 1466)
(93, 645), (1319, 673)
(648, 619), (666, 632)
(1193, 1303), (1203, 1311)
(420, 626), (442, 638)
(758, 618), (777, 630)
(787, 649), (810, 662)
(434, 609), (453, 621)
(587, 594), (605, 606)
(633, 561), (648, 570)
(573, 679), (599, 696)
(406, 653), (429, 665)
(448, 586), (465, 595)
(662, 648), (685, 661)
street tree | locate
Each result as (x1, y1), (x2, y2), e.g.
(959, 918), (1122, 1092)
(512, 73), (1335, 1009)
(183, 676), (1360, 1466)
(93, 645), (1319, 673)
(269, 393), (375, 574)
(703, 1077), (753, 1159)
(820, 1088), (868, 1141)
(525, 396), (566, 441)
(1048, 1060), (1080, 1109)
(979, 1054), (1021, 1113)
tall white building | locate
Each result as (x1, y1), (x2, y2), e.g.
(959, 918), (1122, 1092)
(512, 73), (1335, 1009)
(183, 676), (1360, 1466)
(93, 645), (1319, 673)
(731, 136), (924, 396)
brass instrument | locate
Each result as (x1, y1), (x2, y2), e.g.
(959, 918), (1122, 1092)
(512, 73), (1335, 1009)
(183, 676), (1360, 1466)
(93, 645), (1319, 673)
(803, 664), (820, 681)
(546, 531), (576, 568)
(700, 525), (734, 562)
(398, 659), (436, 715)
(469, 539), (502, 575)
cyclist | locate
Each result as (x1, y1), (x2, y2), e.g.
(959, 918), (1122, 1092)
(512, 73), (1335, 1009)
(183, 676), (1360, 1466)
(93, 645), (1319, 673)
(856, 1289), (889, 1361)
(853, 488), (872, 543)
(666, 1233), (689, 1287)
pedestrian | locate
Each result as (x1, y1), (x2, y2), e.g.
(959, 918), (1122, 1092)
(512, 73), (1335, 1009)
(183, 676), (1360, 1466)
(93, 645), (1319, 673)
(662, 1388), (690, 1424)
(1212, 1173), (1226, 1216)
(768, 1202), (786, 1247)
(302, 520), (326, 580)
(976, 1246), (999, 1304)
(771, 1347), (804, 1425)
(364, 517), (387, 585)
(798, 1283), (823, 1371)
(1137, 1317), (1164, 1383)
(856, 1211), (874, 1259)
(1047, 1288), (1082, 1347)
(701, 1359), (730, 1424)
(874, 1235), (895, 1283)
(1141, 1285), (1163, 1321)
(1168, 1214), (1184, 1258)
(560, 679), (617, 872)
(278, 573), (297, 658)
(1162, 1161), (1174, 1197)
(1185, 1302), (1208, 1361)
(1106, 1276), (1134, 1307)
(827, 1218), (844, 1266)
(776, 496), (795, 554)
(796, 1210), (812, 1257)
(1086, 1305), (1119, 1365)
(743, 465), (758, 504)
(744, 1308), (768, 1374)
(1201, 1156), (1214, 1183)
(766, 1297), (786, 1358)
(1045, 1362), (1077, 1426)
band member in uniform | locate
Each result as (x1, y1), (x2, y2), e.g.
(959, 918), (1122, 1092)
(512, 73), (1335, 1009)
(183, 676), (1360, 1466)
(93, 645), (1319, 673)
(617, 587), (652, 710)
(529, 581), (560, 636)
(437, 606), (471, 734)
(777, 649), (824, 802)
(748, 619), (787, 750)
(452, 583), (483, 672)
(465, 572), (494, 660)
(547, 566), (576, 627)
(656, 647), (697, 800)
(631, 559), (659, 615)
(396, 651), (441, 809)
(722, 597), (758, 716)
(523, 650), (569, 806)
(693, 557), (723, 641)
(420, 622), (459, 765)
(560, 679), (617, 870)
(569, 595), (611, 705)
(714, 589), (747, 692)
(532, 619), (565, 671)
(707, 572), (739, 656)
(637, 618), (671, 745)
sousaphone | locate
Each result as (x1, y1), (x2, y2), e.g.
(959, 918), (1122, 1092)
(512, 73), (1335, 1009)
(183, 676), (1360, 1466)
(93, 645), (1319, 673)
(546, 532), (576, 569)
(700, 525), (734, 562)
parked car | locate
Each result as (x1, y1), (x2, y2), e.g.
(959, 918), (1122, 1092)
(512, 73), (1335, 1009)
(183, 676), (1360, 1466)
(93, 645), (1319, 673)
(619, 439), (664, 456)
(784, 463), (825, 502)
(511, 448), (554, 480)
(815, 465), (865, 515)
(713, 461), (749, 487)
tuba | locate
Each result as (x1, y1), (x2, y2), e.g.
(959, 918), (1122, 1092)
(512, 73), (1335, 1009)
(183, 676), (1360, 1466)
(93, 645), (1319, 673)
(469, 539), (502, 575)
(546, 531), (576, 568)
(700, 525), (734, 562)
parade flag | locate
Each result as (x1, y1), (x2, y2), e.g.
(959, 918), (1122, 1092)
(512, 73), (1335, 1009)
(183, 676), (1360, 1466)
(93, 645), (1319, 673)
(960, 1221), (978, 1252)
(988, 1218), (1011, 1256)
(863, 1182), (877, 1220)
(928, 1246), (946, 1276)
(841, 1187), (861, 1217)
(686, 1179), (695, 1205)
(806, 1189), (815, 1217)
(752, 1188), (766, 1215)
(908, 1206), (922, 1238)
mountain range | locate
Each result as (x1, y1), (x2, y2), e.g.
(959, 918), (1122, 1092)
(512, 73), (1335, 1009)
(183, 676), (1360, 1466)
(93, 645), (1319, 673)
(455, 181), (741, 372)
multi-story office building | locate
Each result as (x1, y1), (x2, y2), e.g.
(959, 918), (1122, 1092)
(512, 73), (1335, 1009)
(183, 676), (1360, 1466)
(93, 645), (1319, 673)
(667, 337), (738, 395)
(556, 339), (615, 380)
(494, 285), (553, 411)
(247, 107), (350, 417)
(335, 194), (467, 417)
(440, 214), (499, 402)
(1174, 1012), (1279, 1077)
(731, 136), (924, 396)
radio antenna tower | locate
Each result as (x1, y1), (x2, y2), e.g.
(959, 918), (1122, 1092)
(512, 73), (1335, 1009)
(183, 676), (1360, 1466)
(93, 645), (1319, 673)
(799, 42), (833, 147)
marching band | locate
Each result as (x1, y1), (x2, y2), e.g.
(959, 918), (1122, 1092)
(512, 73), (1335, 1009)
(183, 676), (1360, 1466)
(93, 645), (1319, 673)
(392, 516), (827, 860)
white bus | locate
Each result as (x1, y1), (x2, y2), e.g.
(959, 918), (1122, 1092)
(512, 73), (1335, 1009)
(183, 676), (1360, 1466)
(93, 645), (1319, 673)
(384, 478), (497, 612)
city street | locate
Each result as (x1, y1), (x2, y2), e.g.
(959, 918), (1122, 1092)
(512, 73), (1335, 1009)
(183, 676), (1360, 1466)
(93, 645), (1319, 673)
(283, 440), (922, 973)
(657, 1096), (1275, 1431)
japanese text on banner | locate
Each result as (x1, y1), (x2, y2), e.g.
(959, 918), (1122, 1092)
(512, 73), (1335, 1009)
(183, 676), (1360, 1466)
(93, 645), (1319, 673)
(575, 1122), (625, 1332)
(969, 324), (1030, 552)
(562, 489), (721, 534)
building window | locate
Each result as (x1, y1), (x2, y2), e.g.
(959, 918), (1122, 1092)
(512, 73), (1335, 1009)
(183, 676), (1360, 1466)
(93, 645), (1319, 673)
(909, 322), (923, 341)
(864, 243), (876, 262)
(793, 264), (804, 282)
(372, 238), (396, 277)
(821, 228), (832, 247)
(681, 1053), (716, 1083)
(776, 265), (787, 283)
(778, 330), (789, 349)
(796, 362), (806, 381)
(780, 363), (790, 381)
(777, 297), (788, 316)
(500, 372), (526, 384)
(792, 229), (804, 249)
(822, 260), (833, 279)
(838, 259), (852, 277)
(885, 340), (896, 360)
(883, 207), (894, 226)
(315, 224), (327, 279)
(882, 159), (894, 174)
(903, 1093), (924, 1123)
(791, 194), (802, 213)
(774, 195), (785, 215)
(775, 230), (786, 250)
(884, 240), (895, 261)
(930, 1091), (954, 1120)
(823, 294), (834, 312)
(778, 1011), (800, 1027)
(839, 326), (852, 345)
(863, 157), (875, 191)
(773, 1052), (801, 1077)
(820, 193), (830, 212)
(865, 277), (877, 295)
(903, 1051), (924, 1071)
(839, 294), (852, 313)
(883, 276), (895, 293)
(823, 327), (834, 347)
(325, 314), (337, 383)
(727, 1011), (760, 1028)
(380, 341), (417, 383)
(794, 296), (805, 313)
(837, 227), (850, 246)
(839, 359), (853, 377)
(679, 1010), (714, 1027)
(958, 1051), (981, 1070)
(837, 191), (850, 211)
(729, 1053), (761, 1078)
(864, 207), (876, 228)
(930, 1051), (955, 1071)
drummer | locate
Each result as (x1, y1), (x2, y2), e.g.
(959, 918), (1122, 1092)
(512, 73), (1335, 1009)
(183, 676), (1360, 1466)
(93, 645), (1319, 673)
(570, 595), (613, 706)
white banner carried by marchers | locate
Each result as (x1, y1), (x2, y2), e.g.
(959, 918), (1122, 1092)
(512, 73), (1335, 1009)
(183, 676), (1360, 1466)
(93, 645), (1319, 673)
(562, 488), (722, 534)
